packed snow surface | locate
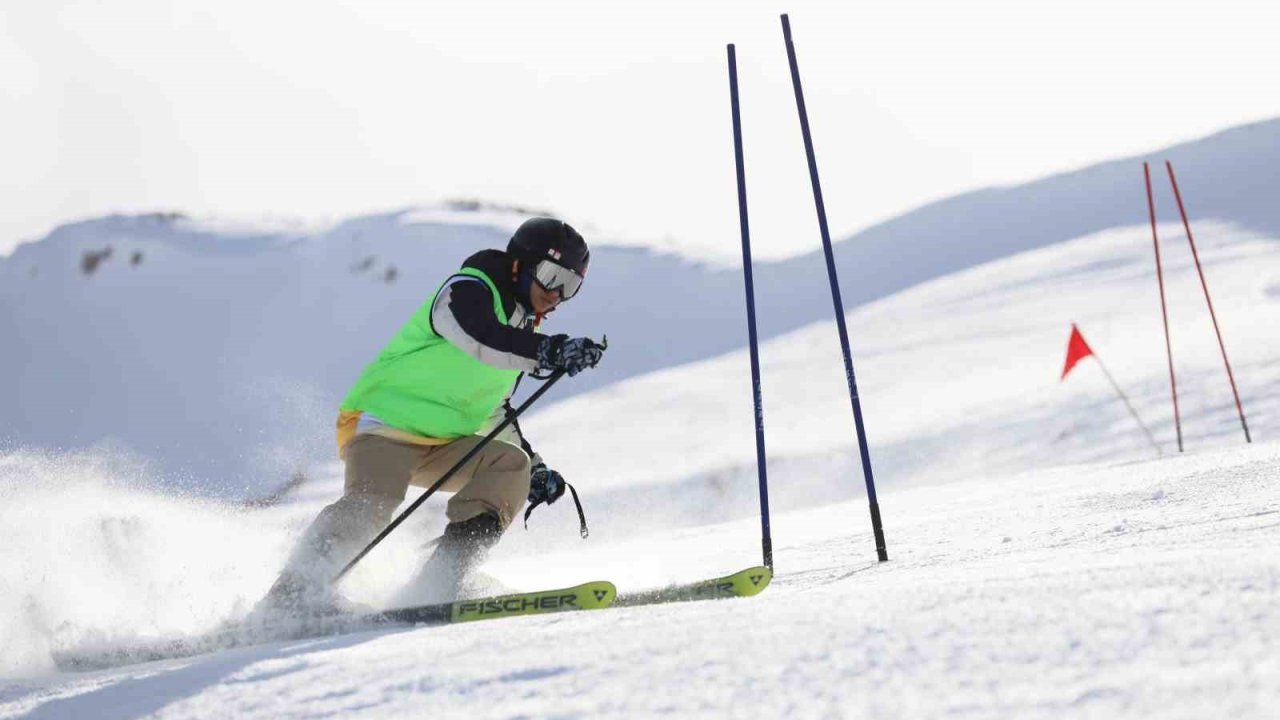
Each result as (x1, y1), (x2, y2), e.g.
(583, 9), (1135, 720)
(1, 217), (1277, 717)
(3, 445), (1278, 719)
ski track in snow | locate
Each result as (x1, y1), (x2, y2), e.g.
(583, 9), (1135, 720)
(2, 221), (1278, 718)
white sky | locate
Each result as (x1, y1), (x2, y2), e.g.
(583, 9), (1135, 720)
(2, 0), (1277, 261)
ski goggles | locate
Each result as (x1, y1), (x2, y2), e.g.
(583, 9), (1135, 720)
(533, 259), (585, 300)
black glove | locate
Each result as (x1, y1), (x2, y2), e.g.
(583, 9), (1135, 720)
(523, 461), (590, 539)
(537, 334), (606, 377)
(528, 462), (566, 506)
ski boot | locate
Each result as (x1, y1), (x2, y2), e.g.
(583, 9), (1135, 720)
(401, 512), (504, 605)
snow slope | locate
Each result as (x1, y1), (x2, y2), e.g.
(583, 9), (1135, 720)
(3, 446), (1278, 718)
(3, 119), (1279, 491)
(1, 210), (1277, 717)
(526, 221), (1279, 515)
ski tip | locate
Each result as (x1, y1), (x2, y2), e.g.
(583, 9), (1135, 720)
(579, 580), (617, 609)
(612, 565), (775, 608)
(732, 566), (773, 597)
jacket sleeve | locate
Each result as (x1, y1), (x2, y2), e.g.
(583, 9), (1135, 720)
(430, 277), (542, 373)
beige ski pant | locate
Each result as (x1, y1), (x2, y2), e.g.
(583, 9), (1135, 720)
(282, 433), (531, 584)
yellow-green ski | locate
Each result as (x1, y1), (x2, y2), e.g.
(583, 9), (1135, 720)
(448, 581), (617, 623)
(57, 581), (618, 672)
(615, 565), (773, 607)
(377, 580), (617, 625)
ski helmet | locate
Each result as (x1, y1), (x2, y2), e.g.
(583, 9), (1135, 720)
(507, 218), (590, 300)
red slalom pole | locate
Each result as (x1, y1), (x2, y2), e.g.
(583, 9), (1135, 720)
(1165, 161), (1252, 443)
(1145, 162), (1183, 452)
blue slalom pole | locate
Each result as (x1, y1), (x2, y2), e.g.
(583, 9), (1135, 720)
(780, 14), (888, 562)
(727, 44), (774, 570)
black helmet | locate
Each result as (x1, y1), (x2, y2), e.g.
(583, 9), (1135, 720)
(507, 218), (590, 276)
(507, 217), (590, 300)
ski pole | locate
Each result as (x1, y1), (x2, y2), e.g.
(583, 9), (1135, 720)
(332, 369), (568, 584)
(727, 43), (774, 570)
(781, 14), (888, 562)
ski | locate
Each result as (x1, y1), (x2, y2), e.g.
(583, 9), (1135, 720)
(54, 580), (616, 672)
(53, 567), (770, 673)
(615, 565), (772, 607)
(380, 579), (617, 624)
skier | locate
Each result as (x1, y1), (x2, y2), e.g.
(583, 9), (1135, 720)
(260, 217), (605, 613)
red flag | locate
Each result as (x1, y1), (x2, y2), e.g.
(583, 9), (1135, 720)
(1061, 323), (1095, 380)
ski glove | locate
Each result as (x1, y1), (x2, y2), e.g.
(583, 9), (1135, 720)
(536, 334), (606, 377)
(527, 462), (566, 506)
(524, 462), (590, 539)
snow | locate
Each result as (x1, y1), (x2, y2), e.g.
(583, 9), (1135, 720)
(2, 188), (1278, 716)
(3, 445), (1278, 718)
(526, 221), (1280, 499)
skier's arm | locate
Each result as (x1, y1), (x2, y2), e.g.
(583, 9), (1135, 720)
(431, 278), (541, 373)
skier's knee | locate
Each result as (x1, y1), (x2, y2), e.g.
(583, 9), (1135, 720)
(483, 441), (532, 475)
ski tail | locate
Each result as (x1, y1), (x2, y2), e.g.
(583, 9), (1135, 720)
(56, 580), (617, 672)
(615, 565), (773, 607)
